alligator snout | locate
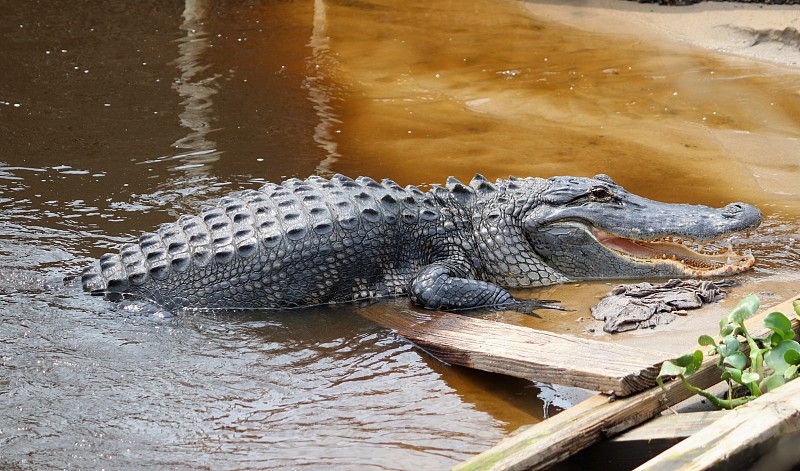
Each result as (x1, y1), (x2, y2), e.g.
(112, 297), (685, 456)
(721, 202), (762, 225)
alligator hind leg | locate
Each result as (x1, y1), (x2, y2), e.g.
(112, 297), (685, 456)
(409, 260), (560, 313)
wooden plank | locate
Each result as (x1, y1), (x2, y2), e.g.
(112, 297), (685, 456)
(360, 307), (671, 396)
(612, 410), (726, 443)
(635, 373), (800, 470)
(453, 366), (723, 471)
(556, 411), (727, 471)
(453, 295), (800, 471)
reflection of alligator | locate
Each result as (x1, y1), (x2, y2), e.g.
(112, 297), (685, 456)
(81, 174), (762, 312)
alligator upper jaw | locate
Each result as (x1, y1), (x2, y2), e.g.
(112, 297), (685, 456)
(591, 228), (755, 277)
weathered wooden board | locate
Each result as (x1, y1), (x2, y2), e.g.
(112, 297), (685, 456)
(360, 307), (671, 396)
(635, 372), (800, 470)
(453, 295), (800, 471)
(557, 411), (727, 470)
(613, 410), (726, 443)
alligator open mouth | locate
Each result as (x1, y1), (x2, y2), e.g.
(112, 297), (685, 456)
(592, 228), (755, 277)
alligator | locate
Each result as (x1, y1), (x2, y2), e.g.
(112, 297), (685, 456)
(81, 174), (762, 312)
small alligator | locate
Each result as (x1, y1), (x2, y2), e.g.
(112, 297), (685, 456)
(81, 174), (762, 312)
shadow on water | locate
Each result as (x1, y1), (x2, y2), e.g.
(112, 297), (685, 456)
(1, 0), (800, 469)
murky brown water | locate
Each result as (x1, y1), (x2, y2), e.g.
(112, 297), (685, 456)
(1, 0), (799, 469)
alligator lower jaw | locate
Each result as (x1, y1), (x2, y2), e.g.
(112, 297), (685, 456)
(592, 229), (755, 277)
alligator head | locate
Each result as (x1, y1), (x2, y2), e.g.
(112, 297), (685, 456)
(465, 174), (762, 284)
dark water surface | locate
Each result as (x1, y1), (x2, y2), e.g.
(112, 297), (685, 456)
(1, 0), (800, 469)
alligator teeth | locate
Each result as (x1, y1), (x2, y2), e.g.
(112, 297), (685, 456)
(591, 228), (755, 276)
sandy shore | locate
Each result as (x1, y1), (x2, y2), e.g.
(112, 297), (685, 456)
(525, 0), (800, 69)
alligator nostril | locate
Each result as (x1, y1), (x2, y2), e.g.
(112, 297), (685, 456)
(722, 202), (745, 218)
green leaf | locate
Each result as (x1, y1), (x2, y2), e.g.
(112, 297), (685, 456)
(764, 340), (800, 375)
(719, 335), (741, 358)
(659, 359), (688, 378)
(764, 311), (794, 342)
(786, 348), (800, 366)
(698, 335), (718, 348)
(722, 367), (743, 384)
(764, 374), (786, 392)
(721, 295), (760, 327)
(720, 323), (742, 337)
(723, 351), (747, 370)
(685, 350), (704, 375)
(764, 332), (783, 348)
(793, 299), (800, 317)
(741, 372), (760, 384)
(659, 351), (703, 378)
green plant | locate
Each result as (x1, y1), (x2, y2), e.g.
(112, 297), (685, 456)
(656, 295), (800, 409)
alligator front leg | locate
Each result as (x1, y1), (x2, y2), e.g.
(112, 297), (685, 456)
(409, 260), (559, 312)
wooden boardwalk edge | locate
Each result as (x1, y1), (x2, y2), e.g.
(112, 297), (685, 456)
(612, 410), (726, 444)
(359, 307), (672, 396)
(634, 375), (800, 470)
(453, 295), (800, 471)
(560, 411), (727, 470)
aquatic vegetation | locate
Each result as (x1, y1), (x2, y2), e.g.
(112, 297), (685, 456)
(657, 295), (800, 409)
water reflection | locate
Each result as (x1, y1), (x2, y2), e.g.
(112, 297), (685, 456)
(171, 0), (222, 173)
(307, 0), (342, 174)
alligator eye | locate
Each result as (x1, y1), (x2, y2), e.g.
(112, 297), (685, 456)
(590, 187), (612, 201)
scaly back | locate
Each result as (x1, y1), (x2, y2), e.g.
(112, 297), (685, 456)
(81, 174), (452, 310)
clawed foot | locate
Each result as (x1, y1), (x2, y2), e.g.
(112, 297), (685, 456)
(500, 298), (567, 316)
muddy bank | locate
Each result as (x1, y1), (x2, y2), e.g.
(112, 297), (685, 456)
(636, 0), (800, 5)
(527, 0), (800, 67)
